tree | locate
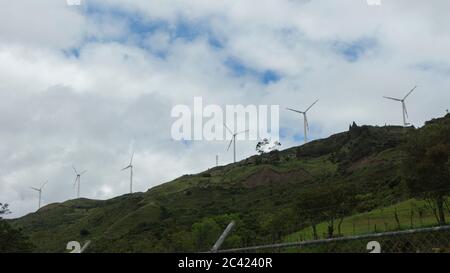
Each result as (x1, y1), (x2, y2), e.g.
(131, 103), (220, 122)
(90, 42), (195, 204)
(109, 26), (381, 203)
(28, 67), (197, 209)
(296, 183), (355, 240)
(256, 138), (281, 155)
(0, 203), (10, 216)
(169, 230), (195, 252)
(295, 192), (323, 240)
(0, 203), (34, 253)
(263, 208), (297, 242)
(191, 218), (221, 251)
(319, 184), (355, 238)
(402, 122), (450, 225)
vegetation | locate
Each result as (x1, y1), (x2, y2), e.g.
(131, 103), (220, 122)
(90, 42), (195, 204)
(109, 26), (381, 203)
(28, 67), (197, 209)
(286, 197), (450, 242)
(255, 138), (281, 155)
(402, 118), (450, 225)
(8, 115), (450, 252)
(0, 203), (34, 253)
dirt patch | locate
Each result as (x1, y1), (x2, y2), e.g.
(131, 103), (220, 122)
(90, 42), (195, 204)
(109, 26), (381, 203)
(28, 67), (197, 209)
(242, 166), (312, 188)
(347, 156), (384, 172)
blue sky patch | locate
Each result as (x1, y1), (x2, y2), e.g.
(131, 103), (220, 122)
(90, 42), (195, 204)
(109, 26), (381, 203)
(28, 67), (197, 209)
(334, 38), (377, 62)
(224, 57), (249, 77)
(279, 127), (290, 139)
(82, 2), (280, 85)
(224, 57), (281, 84)
(62, 48), (81, 59)
(293, 133), (304, 142)
(261, 70), (281, 84)
(83, 2), (222, 52)
(415, 62), (450, 76)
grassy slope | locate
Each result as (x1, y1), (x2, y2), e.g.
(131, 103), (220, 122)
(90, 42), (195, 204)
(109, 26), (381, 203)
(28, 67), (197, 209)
(10, 115), (450, 252)
(284, 197), (450, 242)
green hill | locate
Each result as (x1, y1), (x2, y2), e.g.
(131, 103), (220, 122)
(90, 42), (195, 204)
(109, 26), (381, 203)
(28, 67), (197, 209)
(9, 115), (450, 253)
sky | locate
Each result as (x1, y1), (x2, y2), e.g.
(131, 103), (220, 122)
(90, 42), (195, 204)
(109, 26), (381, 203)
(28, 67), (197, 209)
(1, 0), (450, 218)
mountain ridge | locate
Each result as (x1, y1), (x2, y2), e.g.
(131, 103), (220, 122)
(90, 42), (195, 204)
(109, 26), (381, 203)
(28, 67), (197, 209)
(10, 114), (450, 252)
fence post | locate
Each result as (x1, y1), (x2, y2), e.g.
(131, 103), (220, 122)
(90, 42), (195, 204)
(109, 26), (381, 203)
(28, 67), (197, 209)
(211, 221), (236, 253)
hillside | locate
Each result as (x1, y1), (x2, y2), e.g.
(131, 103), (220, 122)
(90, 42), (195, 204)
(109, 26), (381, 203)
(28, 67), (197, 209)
(10, 115), (450, 253)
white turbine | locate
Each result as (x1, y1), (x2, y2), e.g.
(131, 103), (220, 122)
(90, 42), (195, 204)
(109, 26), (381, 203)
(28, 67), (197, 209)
(30, 181), (48, 210)
(286, 99), (319, 144)
(223, 124), (249, 163)
(122, 152), (134, 194)
(383, 86), (417, 127)
(72, 166), (87, 198)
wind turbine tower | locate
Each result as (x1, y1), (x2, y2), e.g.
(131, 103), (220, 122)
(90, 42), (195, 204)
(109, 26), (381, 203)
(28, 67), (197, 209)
(286, 99), (319, 144)
(122, 152), (134, 194)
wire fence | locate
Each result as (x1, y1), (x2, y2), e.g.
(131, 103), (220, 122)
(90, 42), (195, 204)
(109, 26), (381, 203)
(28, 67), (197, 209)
(280, 199), (450, 241)
(218, 225), (450, 253)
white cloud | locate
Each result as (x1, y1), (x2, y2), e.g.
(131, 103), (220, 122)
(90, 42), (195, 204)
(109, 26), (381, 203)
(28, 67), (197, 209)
(0, 1), (86, 49)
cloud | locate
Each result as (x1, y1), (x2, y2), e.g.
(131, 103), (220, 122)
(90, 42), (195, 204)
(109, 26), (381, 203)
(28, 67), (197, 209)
(0, 1), (86, 49)
(1, 0), (450, 218)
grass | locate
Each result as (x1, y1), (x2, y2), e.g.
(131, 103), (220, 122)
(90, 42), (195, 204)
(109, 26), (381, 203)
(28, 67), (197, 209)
(284, 198), (450, 243)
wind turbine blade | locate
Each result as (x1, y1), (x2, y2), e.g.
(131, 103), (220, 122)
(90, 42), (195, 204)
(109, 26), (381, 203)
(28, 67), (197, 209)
(41, 181), (48, 190)
(383, 96), (402, 102)
(30, 187), (40, 192)
(73, 176), (78, 187)
(223, 123), (233, 134)
(121, 166), (131, 171)
(305, 99), (319, 113)
(130, 152), (134, 165)
(226, 139), (233, 152)
(80, 170), (87, 175)
(403, 86), (417, 100)
(286, 108), (304, 114)
(72, 166), (78, 175)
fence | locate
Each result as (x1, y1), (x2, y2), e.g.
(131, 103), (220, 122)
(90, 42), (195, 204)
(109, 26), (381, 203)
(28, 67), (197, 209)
(217, 225), (450, 253)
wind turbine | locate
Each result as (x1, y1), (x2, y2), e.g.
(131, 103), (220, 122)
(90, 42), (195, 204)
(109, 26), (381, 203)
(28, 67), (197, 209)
(286, 99), (319, 144)
(31, 181), (48, 210)
(383, 86), (417, 127)
(224, 124), (249, 163)
(72, 166), (87, 198)
(122, 152), (134, 194)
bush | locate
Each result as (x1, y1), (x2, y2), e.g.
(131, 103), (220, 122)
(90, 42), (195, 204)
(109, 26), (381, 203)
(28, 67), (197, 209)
(80, 229), (90, 237)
